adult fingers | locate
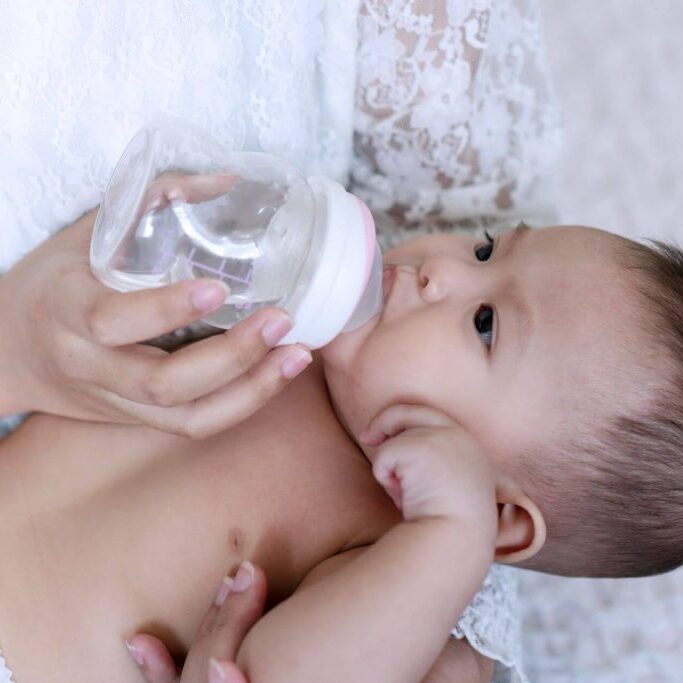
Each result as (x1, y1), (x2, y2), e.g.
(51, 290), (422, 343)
(103, 343), (311, 438)
(172, 344), (311, 438)
(126, 563), (265, 683)
(141, 172), (240, 213)
(126, 634), (178, 683)
(210, 562), (267, 658)
(82, 278), (230, 347)
(56, 257), (231, 347)
(208, 660), (249, 683)
(71, 305), (300, 411)
(116, 308), (296, 407)
(183, 563), (267, 680)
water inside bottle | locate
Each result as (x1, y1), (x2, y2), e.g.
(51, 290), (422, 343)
(110, 176), (296, 327)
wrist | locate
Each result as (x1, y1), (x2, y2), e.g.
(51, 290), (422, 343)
(406, 487), (498, 545)
(410, 515), (496, 566)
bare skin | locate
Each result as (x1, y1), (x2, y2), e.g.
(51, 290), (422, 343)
(1, 220), (641, 681)
(0, 359), (402, 682)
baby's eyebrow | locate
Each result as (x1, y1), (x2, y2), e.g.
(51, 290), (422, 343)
(500, 223), (534, 356)
(501, 222), (532, 260)
(510, 290), (534, 358)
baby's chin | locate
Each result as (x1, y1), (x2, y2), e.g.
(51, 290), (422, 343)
(320, 336), (369, 434)
(319, 311), (380, 373)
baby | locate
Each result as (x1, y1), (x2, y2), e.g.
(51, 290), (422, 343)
(0, 219), (681, 682)
(350, 221), (683, 580)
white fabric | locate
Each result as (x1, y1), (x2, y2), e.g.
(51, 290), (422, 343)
(0, 650), (14, 683)
(520, 568), (683, 682)
(0, 0), (360, 273)
(0, 2), (562, 680)
(351, 0), (562, 249)
(454, 565), (529, 683)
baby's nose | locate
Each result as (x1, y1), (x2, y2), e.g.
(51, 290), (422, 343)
(418, 257), (480, 303)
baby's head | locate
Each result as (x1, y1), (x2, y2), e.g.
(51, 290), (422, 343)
(321, 223), (683, 578)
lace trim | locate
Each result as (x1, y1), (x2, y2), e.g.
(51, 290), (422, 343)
(452, 565), (529, 683)
(352, 0), (562, 233)
(0, 650), (15, 683)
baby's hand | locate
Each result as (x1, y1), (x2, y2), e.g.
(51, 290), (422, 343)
(361, 405), (498, 535)
(0, 207), (311, 437)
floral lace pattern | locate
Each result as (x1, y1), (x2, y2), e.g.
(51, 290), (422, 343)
(0, 650), (14, 683)
(0, 2), (560, 680)
(352, 0), (562, 248)
(0, 0), (360, 273)
(454, 565), (529, 683)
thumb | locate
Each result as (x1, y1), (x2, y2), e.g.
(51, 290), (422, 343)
(126, 634), (178, 683)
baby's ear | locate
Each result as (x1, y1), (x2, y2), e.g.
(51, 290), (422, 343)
(494, 482), (547, 564)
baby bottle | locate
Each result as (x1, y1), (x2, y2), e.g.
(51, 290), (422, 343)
(90, 117), (383, 349)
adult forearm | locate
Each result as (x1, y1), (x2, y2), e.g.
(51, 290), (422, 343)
(237, 518), (492, 683)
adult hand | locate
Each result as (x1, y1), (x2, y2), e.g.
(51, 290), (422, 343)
(0, 202), (311, 437)
(128, 562), (266, 683)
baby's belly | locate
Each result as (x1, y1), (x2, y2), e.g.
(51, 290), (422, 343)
(0, 400), (372, 682)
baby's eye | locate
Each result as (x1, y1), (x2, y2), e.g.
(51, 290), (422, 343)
(474, 305), (494, 349)
(474, 230), (495, 262)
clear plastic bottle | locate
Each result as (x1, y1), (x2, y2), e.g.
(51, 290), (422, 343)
(90, 117), (383, 349)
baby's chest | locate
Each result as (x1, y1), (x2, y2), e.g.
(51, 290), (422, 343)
(184, 421), (393, 600)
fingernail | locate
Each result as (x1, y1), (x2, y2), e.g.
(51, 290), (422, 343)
(215, 576), (234, 606)
(232, 560), (255, 593)
(191, 281), (230, 312)
(261, 315), (292, 346)
(126, 640), (145, 667)
(209, 658), (228, 683)
(281, 349), (312, 380)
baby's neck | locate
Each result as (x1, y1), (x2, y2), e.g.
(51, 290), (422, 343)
(315, 353), (359, 447)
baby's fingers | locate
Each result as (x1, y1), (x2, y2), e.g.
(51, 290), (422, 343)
(360, 404), (453, 446)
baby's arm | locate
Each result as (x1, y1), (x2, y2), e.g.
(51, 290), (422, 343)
(237, 414), (498, 683)
(287, 550), (496, 683)
(237, 523), (492, 683)
(424, 638), (495, 683)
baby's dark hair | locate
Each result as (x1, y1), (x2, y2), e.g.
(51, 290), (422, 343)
(519, 236), (683, 578)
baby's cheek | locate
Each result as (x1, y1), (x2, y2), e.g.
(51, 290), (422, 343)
(320, 314), (375, 371)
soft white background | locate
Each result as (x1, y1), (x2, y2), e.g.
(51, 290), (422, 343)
(519, 2), (683, 681)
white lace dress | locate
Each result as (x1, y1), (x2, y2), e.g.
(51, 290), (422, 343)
(0, 2), (561, 681)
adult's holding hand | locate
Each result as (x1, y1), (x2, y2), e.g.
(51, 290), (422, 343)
(129, 559), (494, 683)
(128, 562), (266, 683)
(0, 202), (311, 438)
